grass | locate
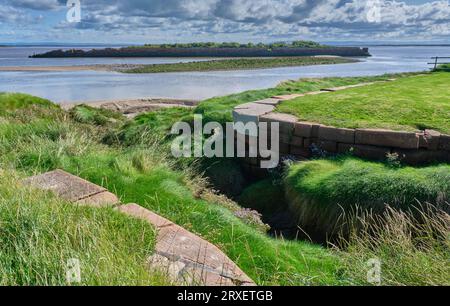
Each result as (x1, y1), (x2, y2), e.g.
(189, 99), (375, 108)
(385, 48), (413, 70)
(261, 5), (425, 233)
(277, 72), (450, 134)
(339, 205), (450, 286)
(0, 171), (165, 286)
(284, 157), (450, 238)
(195, 73), (416, 124)
(123, 57), (355, 73)
(1, 69), (449, 285)
(0, 93), (343, 285)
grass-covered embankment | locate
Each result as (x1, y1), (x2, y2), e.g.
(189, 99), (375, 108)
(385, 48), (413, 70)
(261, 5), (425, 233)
(195, 73), (417, 124)
(284, 157), (450, 238)
(0, 92), (342, 285)
(0, 173), (163, 285)
(277, 72), (450, 134)
(123, 57), (355, 73)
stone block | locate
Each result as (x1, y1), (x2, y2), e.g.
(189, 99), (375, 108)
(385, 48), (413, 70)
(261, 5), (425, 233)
(118, 203), (174, 229)
(393, 149), (450, 166)
(294, 122), (313, 137)
(317, 140), (337, 153)
(76, 191), (119, 207)
(338, 143), (391, 160)
(23, 169), (106, 202)
(355, 129), (419, 149)
(272, 94), (304, 100)
(259, 112), (298, 135)
(252, 98), (281, 106)
(318, 126), (355, 143)
(439, 134), (450, 151)
(290, 146), (311, 158)
(290, 136), (304, 147)
(419, 130), (441, 150)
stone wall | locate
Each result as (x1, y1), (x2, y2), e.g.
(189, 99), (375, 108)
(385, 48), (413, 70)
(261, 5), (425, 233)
(261, 114), (450, 165)
(232, 96), (450, 168)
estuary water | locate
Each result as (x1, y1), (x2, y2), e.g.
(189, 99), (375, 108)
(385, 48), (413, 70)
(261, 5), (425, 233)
(0, 46), (449, 103)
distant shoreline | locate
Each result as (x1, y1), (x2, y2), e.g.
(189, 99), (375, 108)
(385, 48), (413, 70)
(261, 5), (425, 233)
(0, 57), (358, 74)
(30, 46), (370, 58)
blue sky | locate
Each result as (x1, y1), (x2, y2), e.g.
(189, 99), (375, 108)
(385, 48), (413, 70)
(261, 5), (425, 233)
(1, 0), (449, 44)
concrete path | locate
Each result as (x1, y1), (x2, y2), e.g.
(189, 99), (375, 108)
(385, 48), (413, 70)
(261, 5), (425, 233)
(62, 98), (199, 118)
(23, 170), (255, 286)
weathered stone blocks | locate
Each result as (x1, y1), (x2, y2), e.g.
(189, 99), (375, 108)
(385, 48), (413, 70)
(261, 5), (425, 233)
(419, 130), (441, 150)
(355, 129), (419, 149)
(338, 143), (391, 160)
(439, 135), (450, 151)
(318, 126), (355, 143)
(259, 112), (298, 135)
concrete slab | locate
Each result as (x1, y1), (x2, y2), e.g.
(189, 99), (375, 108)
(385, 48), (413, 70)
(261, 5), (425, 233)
(252, 98), (282, 106)
(272, 94), (305, 100)
(23, 169), (106, 202)
(120, 203), (255, 286)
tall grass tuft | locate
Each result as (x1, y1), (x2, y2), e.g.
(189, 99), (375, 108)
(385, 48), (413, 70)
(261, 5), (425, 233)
(337, 203), (450, 286)
(0, 171), (170, 285)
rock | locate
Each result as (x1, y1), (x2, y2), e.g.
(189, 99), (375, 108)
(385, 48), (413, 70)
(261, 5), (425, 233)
(355, 129), (419, 149)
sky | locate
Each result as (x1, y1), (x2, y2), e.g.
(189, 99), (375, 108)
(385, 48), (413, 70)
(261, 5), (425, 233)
(0, 0), (449, 44)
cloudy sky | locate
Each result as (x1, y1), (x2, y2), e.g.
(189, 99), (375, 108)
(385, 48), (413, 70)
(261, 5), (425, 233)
(0, 0), (449, 44)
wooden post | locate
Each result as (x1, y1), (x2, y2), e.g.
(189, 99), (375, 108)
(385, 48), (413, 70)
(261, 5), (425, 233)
(434, 57), (438, 70)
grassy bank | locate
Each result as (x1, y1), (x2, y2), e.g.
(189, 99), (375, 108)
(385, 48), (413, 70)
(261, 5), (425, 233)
(0, 171), (164, 286)
(195, 73), (417, 124)
(0, 93), (342, 285)
(284, 157), (450, 238)
(277, 72), (450, 133)
(123, 57), (355, 73)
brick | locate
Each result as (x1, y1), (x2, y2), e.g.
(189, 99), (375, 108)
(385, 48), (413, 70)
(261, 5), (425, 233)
(439, 134), (450, 151)
(338, 143), (391, 160)
(355, 129), (419, 149)
(259, 112), (298, 135)
(318, 126), (355, 143)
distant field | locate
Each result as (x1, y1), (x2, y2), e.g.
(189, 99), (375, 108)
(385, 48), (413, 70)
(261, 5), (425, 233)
(123, 57), (356, 73)
(277, 72), (450, 134)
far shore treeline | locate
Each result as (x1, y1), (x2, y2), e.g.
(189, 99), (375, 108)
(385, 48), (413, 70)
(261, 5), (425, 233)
(30, 40), (371, 58)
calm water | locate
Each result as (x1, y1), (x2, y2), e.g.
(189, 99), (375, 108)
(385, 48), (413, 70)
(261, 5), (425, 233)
(0, 46), (449, 103)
